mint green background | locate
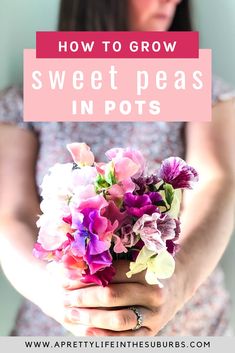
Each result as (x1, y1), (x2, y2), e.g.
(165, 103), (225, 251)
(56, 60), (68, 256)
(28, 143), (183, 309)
(0, 0), (235, 335)
(0, 0), (235, 89)
(0, 0), (60, 90)
(192, 0), (235, 86)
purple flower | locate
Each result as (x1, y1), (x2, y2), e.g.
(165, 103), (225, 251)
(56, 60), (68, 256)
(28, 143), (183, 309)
(119, 224), (140, 248)
(87, 232), (110, 255)
(124, 193), (157, 217)
(84, 249), (113, 274)
(69, 207), (114, 277)
(166, 218), (181, 256)
(132, 174), (161, 195)
(148, 192), (163, 204)
(133, 212), (180, 253)
(159, 157), (199, 189)
(71, 207), (114, 253)
(80, 208), (107, 236)
(71, 229), (87, 257)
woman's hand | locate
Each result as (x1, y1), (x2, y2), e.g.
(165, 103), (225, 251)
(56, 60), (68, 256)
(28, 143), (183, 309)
(62, 258), (192, 336)
(15, 259), (93, 336)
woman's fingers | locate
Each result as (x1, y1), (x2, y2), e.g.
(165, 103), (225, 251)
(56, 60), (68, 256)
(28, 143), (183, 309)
(62, 278), (94, 290)
(64, 282), (166, 309)
(65, 306), (154, 332)
(86, 327), (151, 336)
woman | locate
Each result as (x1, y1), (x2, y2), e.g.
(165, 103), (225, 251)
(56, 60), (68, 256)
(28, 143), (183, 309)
(0, 0), (235, 336)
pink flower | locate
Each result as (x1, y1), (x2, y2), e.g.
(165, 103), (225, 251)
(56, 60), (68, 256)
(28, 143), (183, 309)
(112, 224), (140, 253)
(108, 178), (136, 200)
(62, 253), (87, 272)
(113, 234), (128, 253)
(95, 162), (106, 175)
(37, 213), (71, 251)
(81, 266), (116, 287)
(120, 224), (140, 248)
(106, 147), (145, 180)
(69, 185), (108, 213)
(67, 143), (95, 166)
(70, 184), (97, 209)
(76, 194), (108, 211)
(114, 158), (140, 182)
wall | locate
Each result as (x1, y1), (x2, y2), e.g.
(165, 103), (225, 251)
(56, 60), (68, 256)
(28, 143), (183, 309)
(192, 0), (235, 86)
(1, 0), (235, 88)
(0, 0), (60, 90)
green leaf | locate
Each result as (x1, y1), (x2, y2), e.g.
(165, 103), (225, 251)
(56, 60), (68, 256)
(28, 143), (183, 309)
(104, 162), (117, 186)
(163, 183), (175, 206)
(95, 174), (109, 192)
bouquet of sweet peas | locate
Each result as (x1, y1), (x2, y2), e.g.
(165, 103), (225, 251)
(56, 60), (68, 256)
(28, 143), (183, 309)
(33, 143), (198, 287)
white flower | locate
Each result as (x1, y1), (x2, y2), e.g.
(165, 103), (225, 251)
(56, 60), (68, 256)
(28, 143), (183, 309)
(126, 246), (175, 287)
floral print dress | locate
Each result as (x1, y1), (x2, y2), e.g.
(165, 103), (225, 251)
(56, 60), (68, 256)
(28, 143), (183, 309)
(0, 77), (235, 336)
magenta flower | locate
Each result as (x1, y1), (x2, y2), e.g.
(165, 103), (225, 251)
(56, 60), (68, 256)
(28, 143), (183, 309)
(159, 157), (199, 189)
(124, 193), (157, 217)
(84, 249), (113, 274)
(82, 265), (116, 287)
(148, 192), (163, 204)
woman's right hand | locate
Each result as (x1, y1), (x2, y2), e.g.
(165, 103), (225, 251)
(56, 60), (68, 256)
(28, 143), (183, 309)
(31, 261), (93, 336)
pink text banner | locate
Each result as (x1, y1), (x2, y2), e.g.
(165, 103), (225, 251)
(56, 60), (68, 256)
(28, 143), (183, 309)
(36, 31), (199, 59)
(24, 49), (211, 122)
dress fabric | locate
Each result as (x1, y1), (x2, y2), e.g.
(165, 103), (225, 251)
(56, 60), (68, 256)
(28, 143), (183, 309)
(0, 76), (235, 336)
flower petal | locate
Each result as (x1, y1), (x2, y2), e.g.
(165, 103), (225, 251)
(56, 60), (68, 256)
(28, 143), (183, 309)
(126, 246), (155, 278)
(159, 157), (199, 189)
(148, 251), (175, 279)
(67, 143), (95, 166)
(145, 268), (164, 287)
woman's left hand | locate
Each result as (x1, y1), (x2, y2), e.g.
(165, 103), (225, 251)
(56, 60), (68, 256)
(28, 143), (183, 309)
(63, 258), (193, 336)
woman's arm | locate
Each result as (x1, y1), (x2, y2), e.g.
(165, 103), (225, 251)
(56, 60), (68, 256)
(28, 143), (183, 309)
(0, 124), (44, 305)
(178, 99), (235, 298)
(0, 125), (85, 335)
